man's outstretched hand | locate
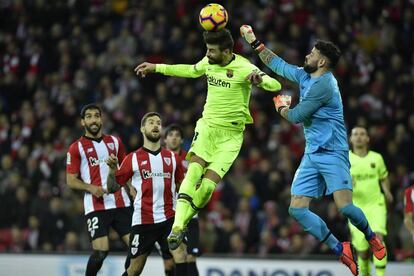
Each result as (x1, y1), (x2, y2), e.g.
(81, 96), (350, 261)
(246, 70), (263, 85)
(134, 62), (156, 77)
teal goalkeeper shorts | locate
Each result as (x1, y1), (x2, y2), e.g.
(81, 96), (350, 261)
(292, 149), (353, 197)
(187, 118), (243, 179)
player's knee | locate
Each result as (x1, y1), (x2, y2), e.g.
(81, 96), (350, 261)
(288, 207), (307, 220)
(128, 255), (146, 276)
(127, 263), (142, 276)
(171, 246), (187, 263)
(90, 250), (108, 264)
(175, 252), (187, 263)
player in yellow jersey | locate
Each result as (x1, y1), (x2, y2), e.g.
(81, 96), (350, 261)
(135, 29), (281, 251)
(349, 126), (393, 276)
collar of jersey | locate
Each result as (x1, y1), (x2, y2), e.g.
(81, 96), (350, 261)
(222, 54), (236, 67)
(142, 147), (161, 155)
(83, 135), (103, 143)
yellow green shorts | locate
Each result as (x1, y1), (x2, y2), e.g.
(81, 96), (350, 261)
(349, 202), (387, 251)
(187, 118), (243, 179)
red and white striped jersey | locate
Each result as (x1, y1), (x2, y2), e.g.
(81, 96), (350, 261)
(116, 147), (185, 226)
(66, 135), (130, 215)
(177, 149), (189, 170)
(404, 184), (414, 214)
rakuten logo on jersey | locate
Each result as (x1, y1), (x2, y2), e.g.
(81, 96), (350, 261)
(207, 75), (231, 88)
(142, 170), (171, 179)
(88, 157), (107, 166)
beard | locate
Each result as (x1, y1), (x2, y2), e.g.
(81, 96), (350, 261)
(85, 123), (102, 136)
(304, 63), (318, 73)
(145, 130), (161, 143)
(208, 55), (223, 64)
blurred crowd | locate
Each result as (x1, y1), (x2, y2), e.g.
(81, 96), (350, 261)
(1, 0), (414, 260)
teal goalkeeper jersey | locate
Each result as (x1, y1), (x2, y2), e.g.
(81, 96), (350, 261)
(155, 54), (281, 130)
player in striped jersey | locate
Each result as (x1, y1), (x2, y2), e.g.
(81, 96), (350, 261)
(165, 124), (200, 276)
(107, 112), (186, 276)
(66, 104), (133, 276)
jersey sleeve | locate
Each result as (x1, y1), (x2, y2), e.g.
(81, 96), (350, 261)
(116, 136), (127, 164)
(115, 152), (134, 185)
(268, 56), (307, 84)
(155, 57), (208, 78)
(404, 186), (414, 213)
(174, 153), (185, 184)
(66, 142), (81, 174)
(287, 79), (333, 123)
(246, 62), (281, 92)
(376, 154), (388, 180)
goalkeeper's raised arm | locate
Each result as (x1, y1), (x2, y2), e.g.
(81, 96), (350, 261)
(240, 25), (306, 84)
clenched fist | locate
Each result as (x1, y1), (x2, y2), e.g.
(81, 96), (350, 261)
(245, 70), (263, 85)
(105, 153), (118, 169)
(273, 95), (292, 113)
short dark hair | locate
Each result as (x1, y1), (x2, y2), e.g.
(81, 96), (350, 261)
(80, 103), (101, 119)
(203, 28), (234, 51)
(351, 125), (368, 134)
(314, 40), (341, 68)
(140, 112), (161, 127)
(164, 124), (184, 139)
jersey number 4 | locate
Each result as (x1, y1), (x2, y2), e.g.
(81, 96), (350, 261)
(132, 234), (140, 247)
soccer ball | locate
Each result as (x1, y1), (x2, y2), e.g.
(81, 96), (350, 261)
(199, 3), (228, 31)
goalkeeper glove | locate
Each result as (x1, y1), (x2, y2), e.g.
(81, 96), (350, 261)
(240, 25), (264, 52)
(273, 95), (292, 113)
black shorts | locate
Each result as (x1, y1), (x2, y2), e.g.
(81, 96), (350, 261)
(186, 218), (201, 256)
(85, 207), (132, 241)
(129, 218), (173, 259)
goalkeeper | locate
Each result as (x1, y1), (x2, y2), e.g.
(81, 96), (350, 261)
(240, 25), (386, 276)
(135, 29), (281, 250)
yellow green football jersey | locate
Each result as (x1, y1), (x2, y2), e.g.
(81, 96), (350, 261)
(349, 150), (388, 207)
(156, 54), (281, 130)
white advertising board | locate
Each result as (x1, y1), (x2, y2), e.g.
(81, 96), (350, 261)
(0, 254), (412, 276)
